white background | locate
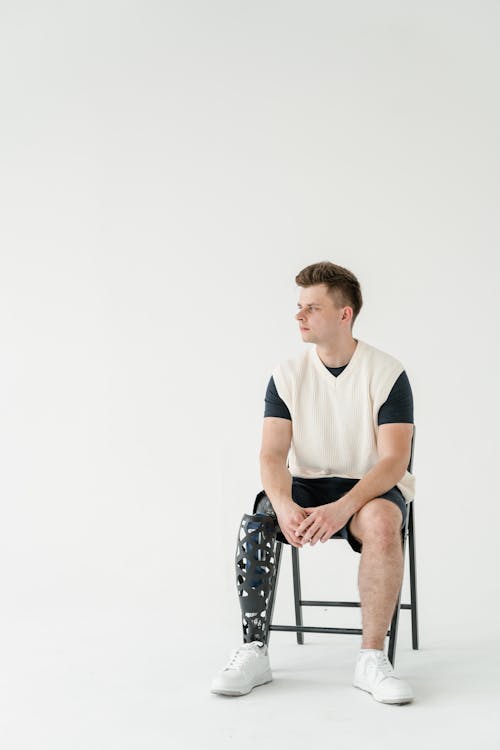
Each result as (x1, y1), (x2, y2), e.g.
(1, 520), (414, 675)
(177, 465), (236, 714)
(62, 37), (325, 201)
(1, 1), (499, 748)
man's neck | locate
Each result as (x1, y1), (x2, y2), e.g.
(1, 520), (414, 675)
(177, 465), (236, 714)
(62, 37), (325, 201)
(316, 337), (358, 368)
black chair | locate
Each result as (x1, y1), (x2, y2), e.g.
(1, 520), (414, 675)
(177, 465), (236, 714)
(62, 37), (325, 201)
(265, 427), (418, 668)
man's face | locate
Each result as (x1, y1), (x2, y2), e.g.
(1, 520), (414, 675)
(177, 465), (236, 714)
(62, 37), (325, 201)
(295, 283), (349, 341)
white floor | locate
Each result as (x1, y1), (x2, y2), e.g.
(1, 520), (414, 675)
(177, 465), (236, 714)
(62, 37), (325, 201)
(0, 609), (498, 749)
(205, 628), (499, 750)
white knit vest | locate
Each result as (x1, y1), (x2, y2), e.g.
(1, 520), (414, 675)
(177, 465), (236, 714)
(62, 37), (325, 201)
(272, 338), (415, 503)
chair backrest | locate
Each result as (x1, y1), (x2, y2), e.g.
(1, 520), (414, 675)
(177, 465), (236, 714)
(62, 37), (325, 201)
(408, 424), (416, 474)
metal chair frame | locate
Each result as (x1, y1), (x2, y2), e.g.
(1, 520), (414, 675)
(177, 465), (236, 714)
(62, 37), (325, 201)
(265, 426), (418, 667)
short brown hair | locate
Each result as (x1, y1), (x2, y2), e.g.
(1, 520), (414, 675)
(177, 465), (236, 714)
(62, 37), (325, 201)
(295, 261), (363, 328)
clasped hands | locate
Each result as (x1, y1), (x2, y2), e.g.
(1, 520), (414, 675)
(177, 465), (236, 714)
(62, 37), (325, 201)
(293, 501), (353, 546)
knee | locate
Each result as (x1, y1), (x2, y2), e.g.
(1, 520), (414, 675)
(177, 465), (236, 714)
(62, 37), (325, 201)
(254, 493), (277, 518)
(352, 501), (402, 546)
(237, 513), (278, 554)
(240, 512), (277, 535)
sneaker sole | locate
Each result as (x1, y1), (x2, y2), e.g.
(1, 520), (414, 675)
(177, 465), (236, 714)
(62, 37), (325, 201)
(211, 669), (273, 696)
(353, 682), (413, 704)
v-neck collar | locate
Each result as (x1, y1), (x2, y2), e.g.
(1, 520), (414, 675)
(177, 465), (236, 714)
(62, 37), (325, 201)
(310, 338), (364, 386)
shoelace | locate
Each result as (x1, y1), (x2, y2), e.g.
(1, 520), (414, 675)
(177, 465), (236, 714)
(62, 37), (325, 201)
(364, 651), (397, 683)
(225, 643), (263, 670)
(373, 652), (395, 677)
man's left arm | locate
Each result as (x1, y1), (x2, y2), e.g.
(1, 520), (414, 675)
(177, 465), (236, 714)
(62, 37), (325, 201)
(339, 423), (414, 517)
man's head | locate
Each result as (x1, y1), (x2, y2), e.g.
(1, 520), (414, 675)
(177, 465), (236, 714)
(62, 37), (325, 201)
(294, 261), (363, 343)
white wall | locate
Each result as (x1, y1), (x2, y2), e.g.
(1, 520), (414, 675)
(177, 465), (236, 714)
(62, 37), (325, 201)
(0, 0), (498, 715)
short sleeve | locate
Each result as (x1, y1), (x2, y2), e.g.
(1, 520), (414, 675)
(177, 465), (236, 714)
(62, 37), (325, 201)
(264, 376), (292, 420)
(377, 370), (414, 425)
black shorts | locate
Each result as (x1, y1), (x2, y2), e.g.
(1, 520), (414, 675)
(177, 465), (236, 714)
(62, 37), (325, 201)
(252, 475), (408, 554)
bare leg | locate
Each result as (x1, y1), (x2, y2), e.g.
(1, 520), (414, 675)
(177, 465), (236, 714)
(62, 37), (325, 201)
(358, 531), (404, 650)
(348, 499), (405, 650)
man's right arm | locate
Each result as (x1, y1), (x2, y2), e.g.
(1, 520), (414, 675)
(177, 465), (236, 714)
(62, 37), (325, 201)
(259, 417), (294, 511)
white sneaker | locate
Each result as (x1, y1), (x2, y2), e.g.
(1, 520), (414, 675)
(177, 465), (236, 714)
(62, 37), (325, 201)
(210, 641), (273, 696)
(353, 649), (414, 704)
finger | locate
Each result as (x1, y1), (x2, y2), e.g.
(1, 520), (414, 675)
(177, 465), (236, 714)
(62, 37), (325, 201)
(294, 517), (314, 537)
(310, 527), (325, 546)
(303, 520), (320, 542)
(285, 528), (304, 548)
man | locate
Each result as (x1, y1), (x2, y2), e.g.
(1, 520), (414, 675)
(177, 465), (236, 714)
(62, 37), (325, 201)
(210, 261), (416, 705)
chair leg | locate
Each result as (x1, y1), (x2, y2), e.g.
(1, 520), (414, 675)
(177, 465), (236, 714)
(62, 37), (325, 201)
(291, 546), (304, 644)
(387, 501), (412, 668)
(408, 501), (419, 650)
(387, 528), (407, 667)
(265, 540), (283, 649)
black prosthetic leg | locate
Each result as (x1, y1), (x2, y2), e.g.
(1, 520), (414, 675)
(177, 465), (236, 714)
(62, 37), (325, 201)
(235, 493), (282, 646)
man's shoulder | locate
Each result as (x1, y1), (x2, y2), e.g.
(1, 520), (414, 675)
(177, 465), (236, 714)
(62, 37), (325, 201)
(361, 339), (404, 372)
(271, 348), (311, 378)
